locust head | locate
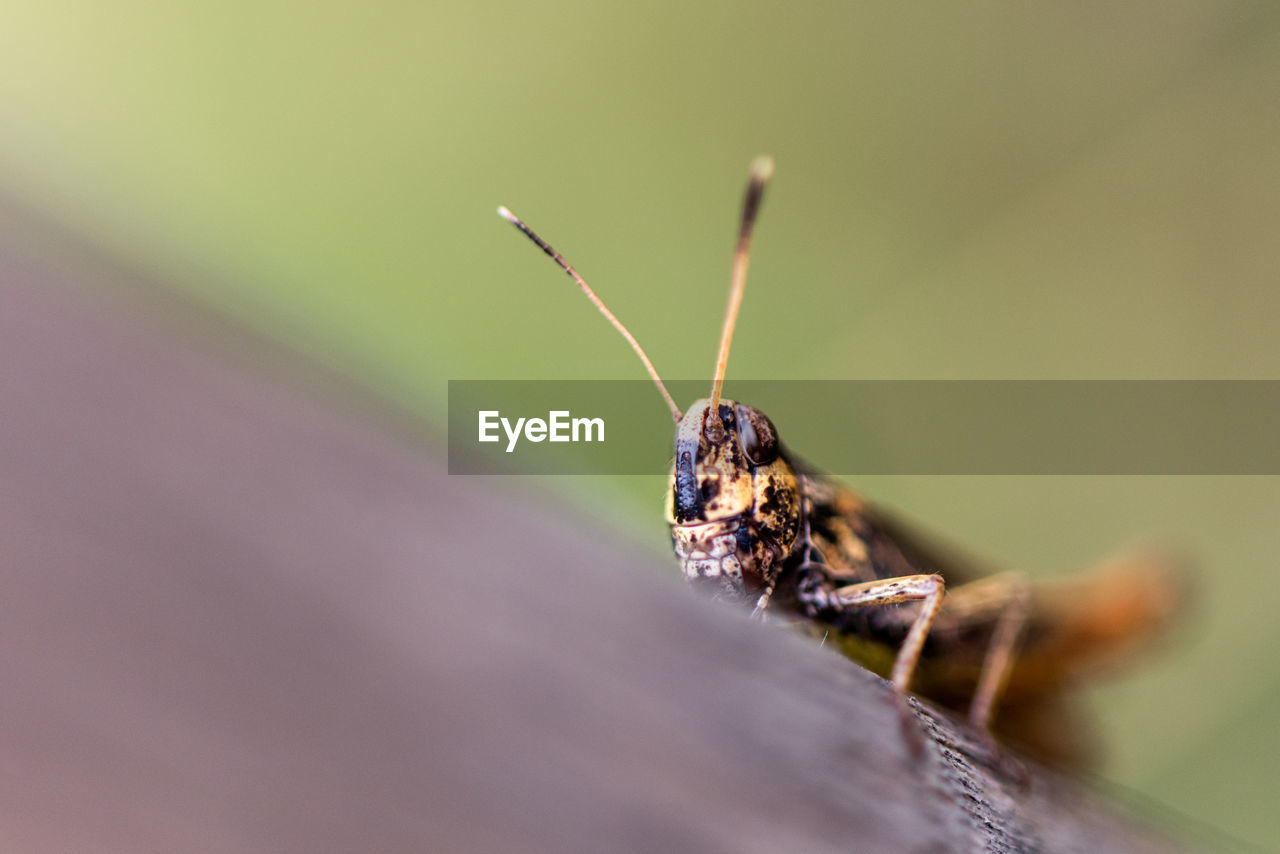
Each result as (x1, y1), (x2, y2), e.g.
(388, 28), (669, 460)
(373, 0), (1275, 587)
(499, 155), (781, 603)
(665, 398), (801, 602)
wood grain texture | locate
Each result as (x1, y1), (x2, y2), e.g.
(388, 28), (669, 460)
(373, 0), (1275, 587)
(0, 210), (1206, 853)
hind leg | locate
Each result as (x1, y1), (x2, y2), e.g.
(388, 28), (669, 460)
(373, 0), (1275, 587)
(828, 571), (1030, 730)
(936, 573), (1031, 730)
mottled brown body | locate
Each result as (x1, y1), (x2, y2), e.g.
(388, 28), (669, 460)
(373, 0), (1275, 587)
(665, 398), (1181, 768)
(501, 157), (1182, 770)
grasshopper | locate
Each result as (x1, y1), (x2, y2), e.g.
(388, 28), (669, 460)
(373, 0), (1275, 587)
(498, 158), (1181, 766)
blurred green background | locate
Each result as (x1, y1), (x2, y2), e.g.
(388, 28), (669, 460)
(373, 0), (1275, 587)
(1, 0), (1277, 847)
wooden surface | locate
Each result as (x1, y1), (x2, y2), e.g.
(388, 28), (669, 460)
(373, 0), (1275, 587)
(0, 211), (1205, 852)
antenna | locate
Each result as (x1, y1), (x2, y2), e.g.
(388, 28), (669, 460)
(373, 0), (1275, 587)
(497, 206), (683, 422)
(708, 155), (774, 427)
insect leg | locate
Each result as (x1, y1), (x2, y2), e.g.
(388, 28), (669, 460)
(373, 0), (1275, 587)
(830, 574), (945, 695)
(940, 573), (1031, 730)
(751, 583), (776, 620)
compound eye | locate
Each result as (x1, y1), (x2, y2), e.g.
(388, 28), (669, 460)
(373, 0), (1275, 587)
(735, 405), (779, 465)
